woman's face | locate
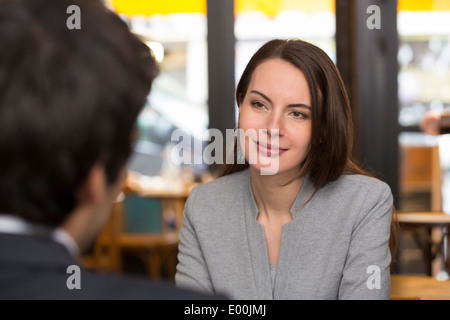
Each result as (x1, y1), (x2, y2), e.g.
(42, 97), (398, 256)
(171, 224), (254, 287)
(239, 58), (312, 175)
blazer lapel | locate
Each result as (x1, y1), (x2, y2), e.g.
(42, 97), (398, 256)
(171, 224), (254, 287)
(242, 171), (273, 300)
(273, 174), (315, 299)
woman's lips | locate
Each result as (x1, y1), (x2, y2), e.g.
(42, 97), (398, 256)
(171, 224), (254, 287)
(253, 140), (288, 157)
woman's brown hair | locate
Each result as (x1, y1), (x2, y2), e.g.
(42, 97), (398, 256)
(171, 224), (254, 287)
(218, 39), (398, 265)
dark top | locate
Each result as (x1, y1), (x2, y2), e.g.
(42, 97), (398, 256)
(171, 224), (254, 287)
(0, 232), (223, 300)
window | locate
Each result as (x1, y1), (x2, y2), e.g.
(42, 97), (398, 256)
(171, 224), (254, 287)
(111, 0), (208, 177)
(235, 0), (336, 84)
(398, 0), (450, 127)
(397, 0), (450, 212)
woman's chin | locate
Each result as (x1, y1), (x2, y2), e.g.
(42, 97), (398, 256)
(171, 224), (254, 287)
(249, 161), (281, 176)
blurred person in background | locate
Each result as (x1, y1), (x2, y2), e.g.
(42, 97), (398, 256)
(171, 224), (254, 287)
(0, 0), (221, 300)
(420, 110), (450, 136)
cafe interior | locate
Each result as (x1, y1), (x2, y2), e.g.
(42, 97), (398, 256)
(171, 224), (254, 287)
(80, 0), (450, 300)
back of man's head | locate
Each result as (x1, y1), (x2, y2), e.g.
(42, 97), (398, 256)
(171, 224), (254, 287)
(0, 0), (158, 227)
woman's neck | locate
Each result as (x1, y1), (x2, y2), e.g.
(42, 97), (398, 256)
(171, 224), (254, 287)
(249, 166), (304, 220)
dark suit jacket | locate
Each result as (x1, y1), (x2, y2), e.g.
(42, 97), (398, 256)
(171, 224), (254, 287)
(0, 232), (220, 300)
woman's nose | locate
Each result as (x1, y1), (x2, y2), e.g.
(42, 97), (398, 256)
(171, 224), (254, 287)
(265, 113), (284, 138)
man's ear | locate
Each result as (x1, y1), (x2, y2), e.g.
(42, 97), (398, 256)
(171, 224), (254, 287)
(76, 164), (107, 206)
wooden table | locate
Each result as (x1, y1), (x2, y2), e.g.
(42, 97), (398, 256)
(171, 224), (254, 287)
(397, 212), (450, 226)
(123, 172), (195, 233)
(397, 212), (450, 277)
(391, 274), (450, 300)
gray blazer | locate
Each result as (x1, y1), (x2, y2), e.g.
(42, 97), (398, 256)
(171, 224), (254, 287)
(176, 169), (393, 300)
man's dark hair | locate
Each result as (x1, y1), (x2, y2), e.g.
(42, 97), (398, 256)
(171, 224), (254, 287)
(0, 0), (159, 227)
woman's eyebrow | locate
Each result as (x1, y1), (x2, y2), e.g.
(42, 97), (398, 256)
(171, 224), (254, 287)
(250, 90), (311, 110)
(287, 104), (311, 110)
(250, 90), (273, 104)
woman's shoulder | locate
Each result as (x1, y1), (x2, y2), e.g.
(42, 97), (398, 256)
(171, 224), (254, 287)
(313, 174), (393, 224)
(335, 173), (392, 199)
(190, 169), (248, 201)
(184, 170), (248, 222)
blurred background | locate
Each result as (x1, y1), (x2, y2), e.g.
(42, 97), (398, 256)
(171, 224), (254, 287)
(83, 0), (450, 298)
(108, 0), (450, 211)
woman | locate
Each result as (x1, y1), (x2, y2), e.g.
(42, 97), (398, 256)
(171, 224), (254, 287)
(176, 39), (396, 300)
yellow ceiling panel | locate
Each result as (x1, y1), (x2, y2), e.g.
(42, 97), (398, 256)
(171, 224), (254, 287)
(112, 0), (206, 16)
(398, 0), (450, 11)
(112, 0), (334, 17)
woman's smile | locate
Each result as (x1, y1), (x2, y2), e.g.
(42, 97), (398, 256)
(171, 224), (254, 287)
(252, 139), (288, 157)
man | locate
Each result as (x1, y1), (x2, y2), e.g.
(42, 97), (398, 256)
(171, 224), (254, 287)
(420, 110), (450, 136)
(0, 0), (219, 300)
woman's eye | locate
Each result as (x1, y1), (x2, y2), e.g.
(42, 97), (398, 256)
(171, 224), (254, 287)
(291, 111), (304, 118)
(290, 111), (307, 119)
(251, 101), (265, 109)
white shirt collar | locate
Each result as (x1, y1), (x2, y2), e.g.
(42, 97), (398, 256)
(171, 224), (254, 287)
(52, 227), (80, 258)
(0, 214), (80, 258)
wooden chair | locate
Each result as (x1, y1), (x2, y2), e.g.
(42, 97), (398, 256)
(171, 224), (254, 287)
(397, 142), (449, 276)
(399, 144), (442, 211)
(115, 194), (181, 279)
(81, 190), (188, 281)
(394, 141), (450, 300)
